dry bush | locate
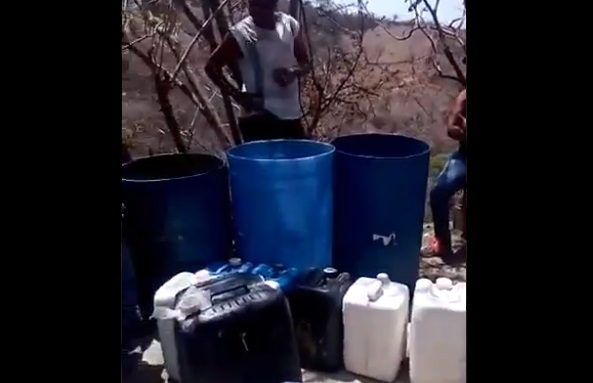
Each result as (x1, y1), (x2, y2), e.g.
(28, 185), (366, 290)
(121, 0), (466, 157)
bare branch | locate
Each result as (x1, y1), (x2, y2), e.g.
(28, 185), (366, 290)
(164, 34), (232, 147)
(170, 0), (230, 84)
(122, 32), (157, 50)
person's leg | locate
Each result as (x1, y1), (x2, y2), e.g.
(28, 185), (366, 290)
(278, 118), (308, 139)
(239, 113), (279, 142)
(429, 151), (467, 255)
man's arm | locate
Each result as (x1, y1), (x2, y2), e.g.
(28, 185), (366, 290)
(449, 89), (466, 130)
(291, 26), (311, 77)
(447, 89), (466, 141)
(205, 34), (245, 103)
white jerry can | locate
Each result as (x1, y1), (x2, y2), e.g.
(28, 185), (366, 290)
(152, 270), (212, 381)
(342, 273), (410, 382)
(409, 277), (466, 383)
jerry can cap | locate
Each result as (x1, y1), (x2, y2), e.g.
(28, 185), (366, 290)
(192, 269), (212, 285)
(376, 273), (390, 285)
(323, 267), (338, 278)
(416, 278), (432, 290)
(435, 277), (453, 290)
(229, 257), (242, 267)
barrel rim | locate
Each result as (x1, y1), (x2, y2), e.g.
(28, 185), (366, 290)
(122, 153), (225, 183)
(226, 139), (335, 162)
(331, 133), (431, 160)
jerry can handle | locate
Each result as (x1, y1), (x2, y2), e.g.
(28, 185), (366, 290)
(367, 273), (391, 302)
(367, 281), (384, 302)
(336, 272), (351, 283)
(210, 283), (250, 304)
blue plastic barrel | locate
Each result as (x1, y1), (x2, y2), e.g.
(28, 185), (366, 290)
(122, 237), (140, 352)
(122, 153), (232, 316)
(332, 134), (430, 291)
(227, 140), (335, 269)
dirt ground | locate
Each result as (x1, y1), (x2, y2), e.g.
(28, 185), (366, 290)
(124, 338), (413, 383)
(419, 224), (466, 282)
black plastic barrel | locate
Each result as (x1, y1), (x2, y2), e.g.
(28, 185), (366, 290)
(121, 237), (140, 376)
(122, 154), (232, 316)
(332, 134), (430, 291)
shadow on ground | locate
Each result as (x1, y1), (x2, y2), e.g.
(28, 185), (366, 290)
(123, 359), (164, 383)
(303, 362), (410, 382)
(123, 338), (412, 383)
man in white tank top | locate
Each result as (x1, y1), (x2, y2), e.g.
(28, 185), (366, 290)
(205, 0), (310, 142)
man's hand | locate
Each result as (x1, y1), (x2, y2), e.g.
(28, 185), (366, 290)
(272, 67), (298, 87)
(206, 33), (263, 112)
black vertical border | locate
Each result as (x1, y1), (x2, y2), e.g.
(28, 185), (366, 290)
(470, 0), (572, 380)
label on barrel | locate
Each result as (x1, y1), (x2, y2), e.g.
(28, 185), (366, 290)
(372, 233), (397, 246)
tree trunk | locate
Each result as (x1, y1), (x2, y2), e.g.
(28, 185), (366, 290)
(203, 0), (243, 145)
(154, 74), (188, 154)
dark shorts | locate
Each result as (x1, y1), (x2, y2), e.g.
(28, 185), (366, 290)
(238, 111), (307, 143)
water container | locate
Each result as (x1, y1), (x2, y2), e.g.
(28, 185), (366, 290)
(121, 350), (138, 377)
(409, 278), (466, 383)
(153, 271), (208, 382)
(175, 273), (302, 383)
(207, 261), (300, 292)
(289, 267), (352, 372)
(121, 237), (140, 350)
(122, 154), (232, 317)
(332, 134), (430, 292)
(342, 273), (410, 382)
(227, 139), (334, 269)
(272, 267), (300, 293)
(207, 257), (255, 275)
(250, 264), (301, 293)
(251, 263), (275, 278)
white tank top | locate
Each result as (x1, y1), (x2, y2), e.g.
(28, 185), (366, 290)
(229, 13), (302, 120)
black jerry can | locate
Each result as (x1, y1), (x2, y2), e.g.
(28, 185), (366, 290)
(175, 273), (302, 383)
(288, 267), (353, 372)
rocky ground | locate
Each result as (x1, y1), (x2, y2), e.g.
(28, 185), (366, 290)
(123, 224), (466, 383)
(420, 223), (466, 282)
